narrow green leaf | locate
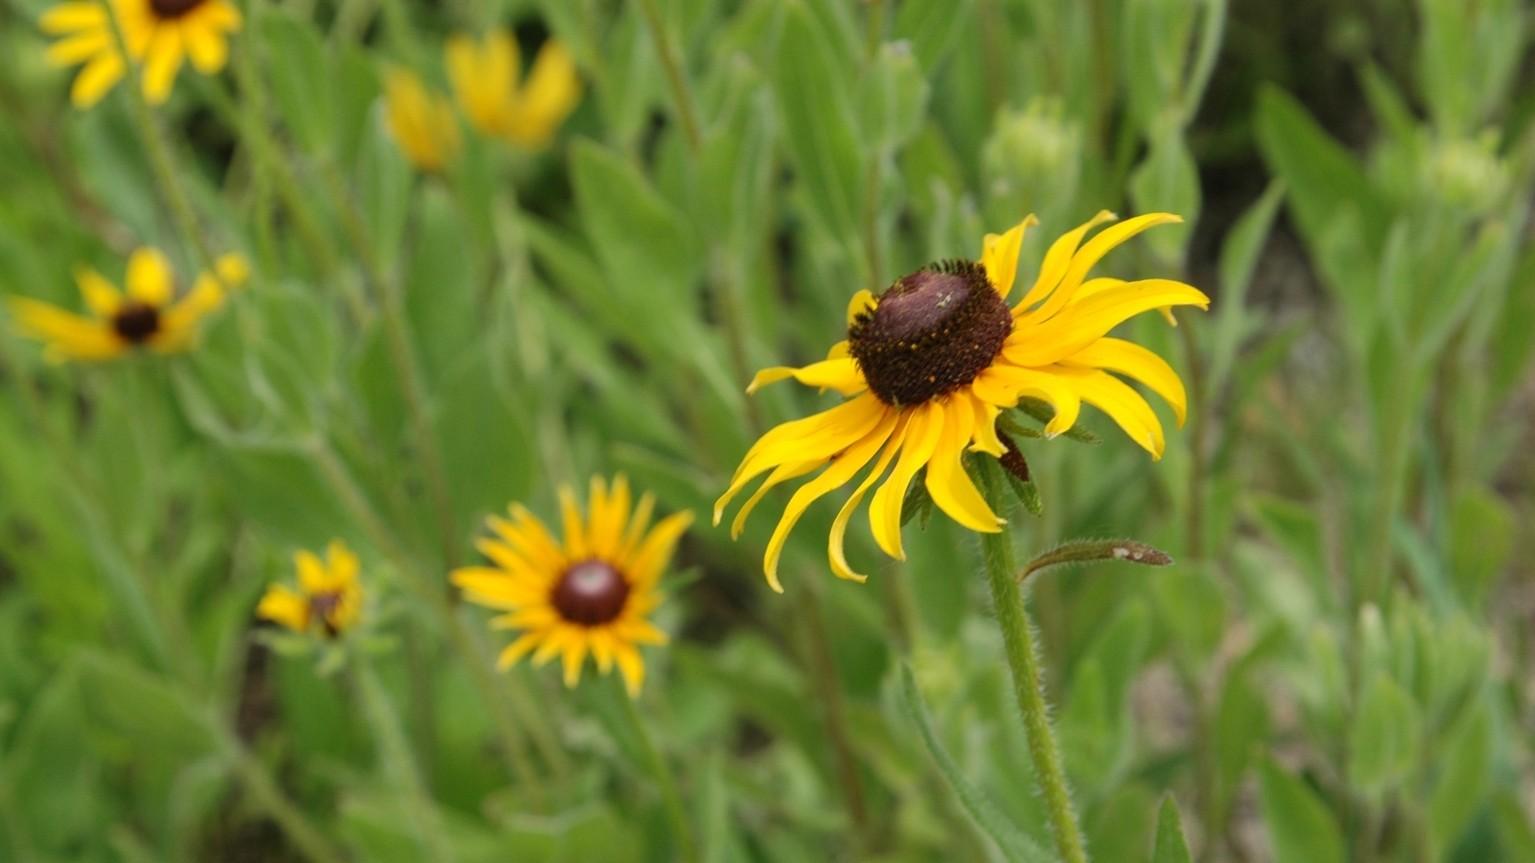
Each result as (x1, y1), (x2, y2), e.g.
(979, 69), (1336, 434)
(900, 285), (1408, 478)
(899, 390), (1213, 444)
(1257, 761), (1345, 863)
(1151, 796), (1194, 863)
(1020, 538), (1173, 583)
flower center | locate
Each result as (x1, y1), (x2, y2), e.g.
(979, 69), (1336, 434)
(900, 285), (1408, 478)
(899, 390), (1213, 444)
(308, 591), (344, 637)
(848, 261), (1013, 407)
(149, 0), (208, 18)
(111, 302), (161, 344)
(551, 560), (631, 626)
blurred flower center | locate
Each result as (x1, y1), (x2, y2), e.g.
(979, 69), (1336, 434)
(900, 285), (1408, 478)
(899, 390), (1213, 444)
(111, 302), (161, 343)
(149, 0), (209, 18)
(849, 262), (1013, 407)
(552, 560), (630, 625)
(308, 591), (344, 637)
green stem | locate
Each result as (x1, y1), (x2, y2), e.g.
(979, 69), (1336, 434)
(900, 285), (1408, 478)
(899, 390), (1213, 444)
(978, 462), (1090, 863)
(636, 0), (704, 152)
(351, 657), (452, 861)
(796, 582), (871, 839)
(618, 685), (695, 863)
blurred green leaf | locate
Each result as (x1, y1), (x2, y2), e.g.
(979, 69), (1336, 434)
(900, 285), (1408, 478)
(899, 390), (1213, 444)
(1258, 761), (1345, 863)
(1347, 672), (1421, 796)
(1151, 796), (1194, 863)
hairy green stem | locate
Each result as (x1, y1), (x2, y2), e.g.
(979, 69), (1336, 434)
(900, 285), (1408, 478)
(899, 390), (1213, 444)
(618, 685), (696, 863)
(978, 462), (1090, 863)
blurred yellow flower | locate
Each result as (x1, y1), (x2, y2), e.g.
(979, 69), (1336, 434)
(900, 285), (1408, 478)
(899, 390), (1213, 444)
(41, 0), (242, 109)
(6, 247), (247, 362)
(384, 68), (461, 173)
(445, 31), (581, 150)
(452, 476), (691, 697)
(717, 213), (1210, 591)
(257, 541), (364, 638)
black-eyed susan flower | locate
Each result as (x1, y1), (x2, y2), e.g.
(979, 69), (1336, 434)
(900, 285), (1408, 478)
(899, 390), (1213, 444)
(716, 212), (1210, 591)
(6, 247), (247, 362)
(257, 541), (364, 638)
(444, 30), (581, 150)
(383, 68), (461, 173)
(41, 0), (242, 109)
(452, 476), (692, 697)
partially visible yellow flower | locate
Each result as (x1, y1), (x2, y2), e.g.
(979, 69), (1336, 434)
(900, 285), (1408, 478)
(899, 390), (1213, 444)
(384, 68), (461, 173)
(257, 541), (364, 638)
(6, 247), (247, 362)
(716, 212), (1210, 590)
(40, 0), (242, 109)
(444, 31), (581, 150)
(452, 476), (692, 697)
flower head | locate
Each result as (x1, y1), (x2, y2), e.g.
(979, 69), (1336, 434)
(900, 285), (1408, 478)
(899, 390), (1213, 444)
(384, 68), (461, 173)
(41, 0), (242, 109)
(6, 247), (247, 362)
(452, 476), (692, 697)
(444, 31), (581, 150)
(257, 541), (364, 638)
(716, 212), (1210, 591)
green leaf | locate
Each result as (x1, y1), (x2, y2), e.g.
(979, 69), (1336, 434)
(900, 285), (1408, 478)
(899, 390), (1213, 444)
(1151, 796), (1194, 863)
(1258, 761), (1345, 863)
(898, 665), (1053, 863)
(858, 42), (930, 152)
(1429, 695), (1494, 857)
(260, 11), (333, 153)
(892, 0), (976, 71)
(1448, 485), (1515, 607)
(1208, 180), (1285, 392)
(1128, 131), (1201, 266)
(772, 0), (867, 246)
(1021, 538), (1173, 582)
(1346, 672), (1422, 796)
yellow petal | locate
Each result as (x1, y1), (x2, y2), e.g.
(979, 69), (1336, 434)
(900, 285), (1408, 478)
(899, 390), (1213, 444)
(977, 366), (1083, 437)
(560, 631), (588, 687)
(256, 585), (308, 632)
(714, 393), (888, 524)
(1022, 213), (1184, 324)
(1058, 367), (1166, 458)
(70, 49), (125, 109)
(140, 27), (184, 105)
(40, 2), (107, 33)
(828, 417), (906, 582)
(558, 485), (587, 559)
(125, 248), (174, 306)
(496, 632), (542, 669)
(731, 460), (821, 539)
(74, 267), (120, 317)
(968, 395), (1007, 456)
(615, 643), (645, 697)
(628, 510), (693, 586)
(326, 540), (359, 588)
(981, 214), (1037, 299)
(1064, 337), (1187, 426)
(747, 357), (867, 396)
(762, 410), (900, 592)
(152, 273), (222, 350)
(183, 24), (228, 74)
(845, 289), (875, 324)
(503, 39), (580, 149)
(294, 549), (328, 594)
(867, 402), (944, 560)
(1013, 210), (1117, 312)
(615, 619), (669, 646)
(6, 296), (124, 361)
(46, 31), (111, 66)
(214, 253), (249, 288)
(195, 0), (243, 31)
(1004, 278), (1210, 367)
(923, 397), (1002, 533)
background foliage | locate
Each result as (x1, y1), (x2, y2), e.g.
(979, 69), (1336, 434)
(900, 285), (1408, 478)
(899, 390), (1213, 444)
(1, 0), (1533, 860)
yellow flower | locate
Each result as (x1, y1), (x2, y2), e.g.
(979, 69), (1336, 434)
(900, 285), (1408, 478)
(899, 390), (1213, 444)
(6, 247), (247, 362)
(383, 68), (461, 173)
(257, 541), (364, 638)
(716, 212), (1210, 591)
(452, 476), (692, 697)
(444, 31), (581, 150)
(41, 0), (242, 109)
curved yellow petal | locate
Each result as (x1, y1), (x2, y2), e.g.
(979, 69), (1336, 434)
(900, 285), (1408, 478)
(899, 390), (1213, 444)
(503, 39), (580, 149)
(125, 248), (174, 306)
(1004, 278), (1209, 367)
(256, 585), (308, 632)
(747, 357), (867, 395)
(140, 27), (184, 105)
(615, 643), (645, 696)
(968, 395), (1006, 456)
(294, 549), (328, 594)
(762, 410), (899, 592)
(496, 632), (542, 669)
(731, 460), (821, 539)
(183, 25), (228, 74)
(1013, 210), (1116, 312)
(46, 31), (111, 66)
(828, 417), (906, 582)
(845, 289), (875, 324)
(41, 2), (107, 33)
(560, 631), (588, 687)
(74, 267), (120, 317)
(980, 214), (1037, 299)
(1022, 213), (1184, 324)
(558, 485), (587, 560)
(6, 296), (124, 361)
(924, 398), (1001, 533)
(1059, 367), (1165, 458)
(1064, 337), (1187, 426)
(70, 50), (125, 109)
(867, 401), (944, 560)
(628, 510), (693, 587)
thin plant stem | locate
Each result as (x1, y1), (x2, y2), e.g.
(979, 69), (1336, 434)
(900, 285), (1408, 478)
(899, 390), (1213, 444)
(978, 461), (1090, 863)
(208, 713), (349, 863)
(636, 0), (703, 153)
(1179, 320), (1207, 560)
(618, 683), (696, 863)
